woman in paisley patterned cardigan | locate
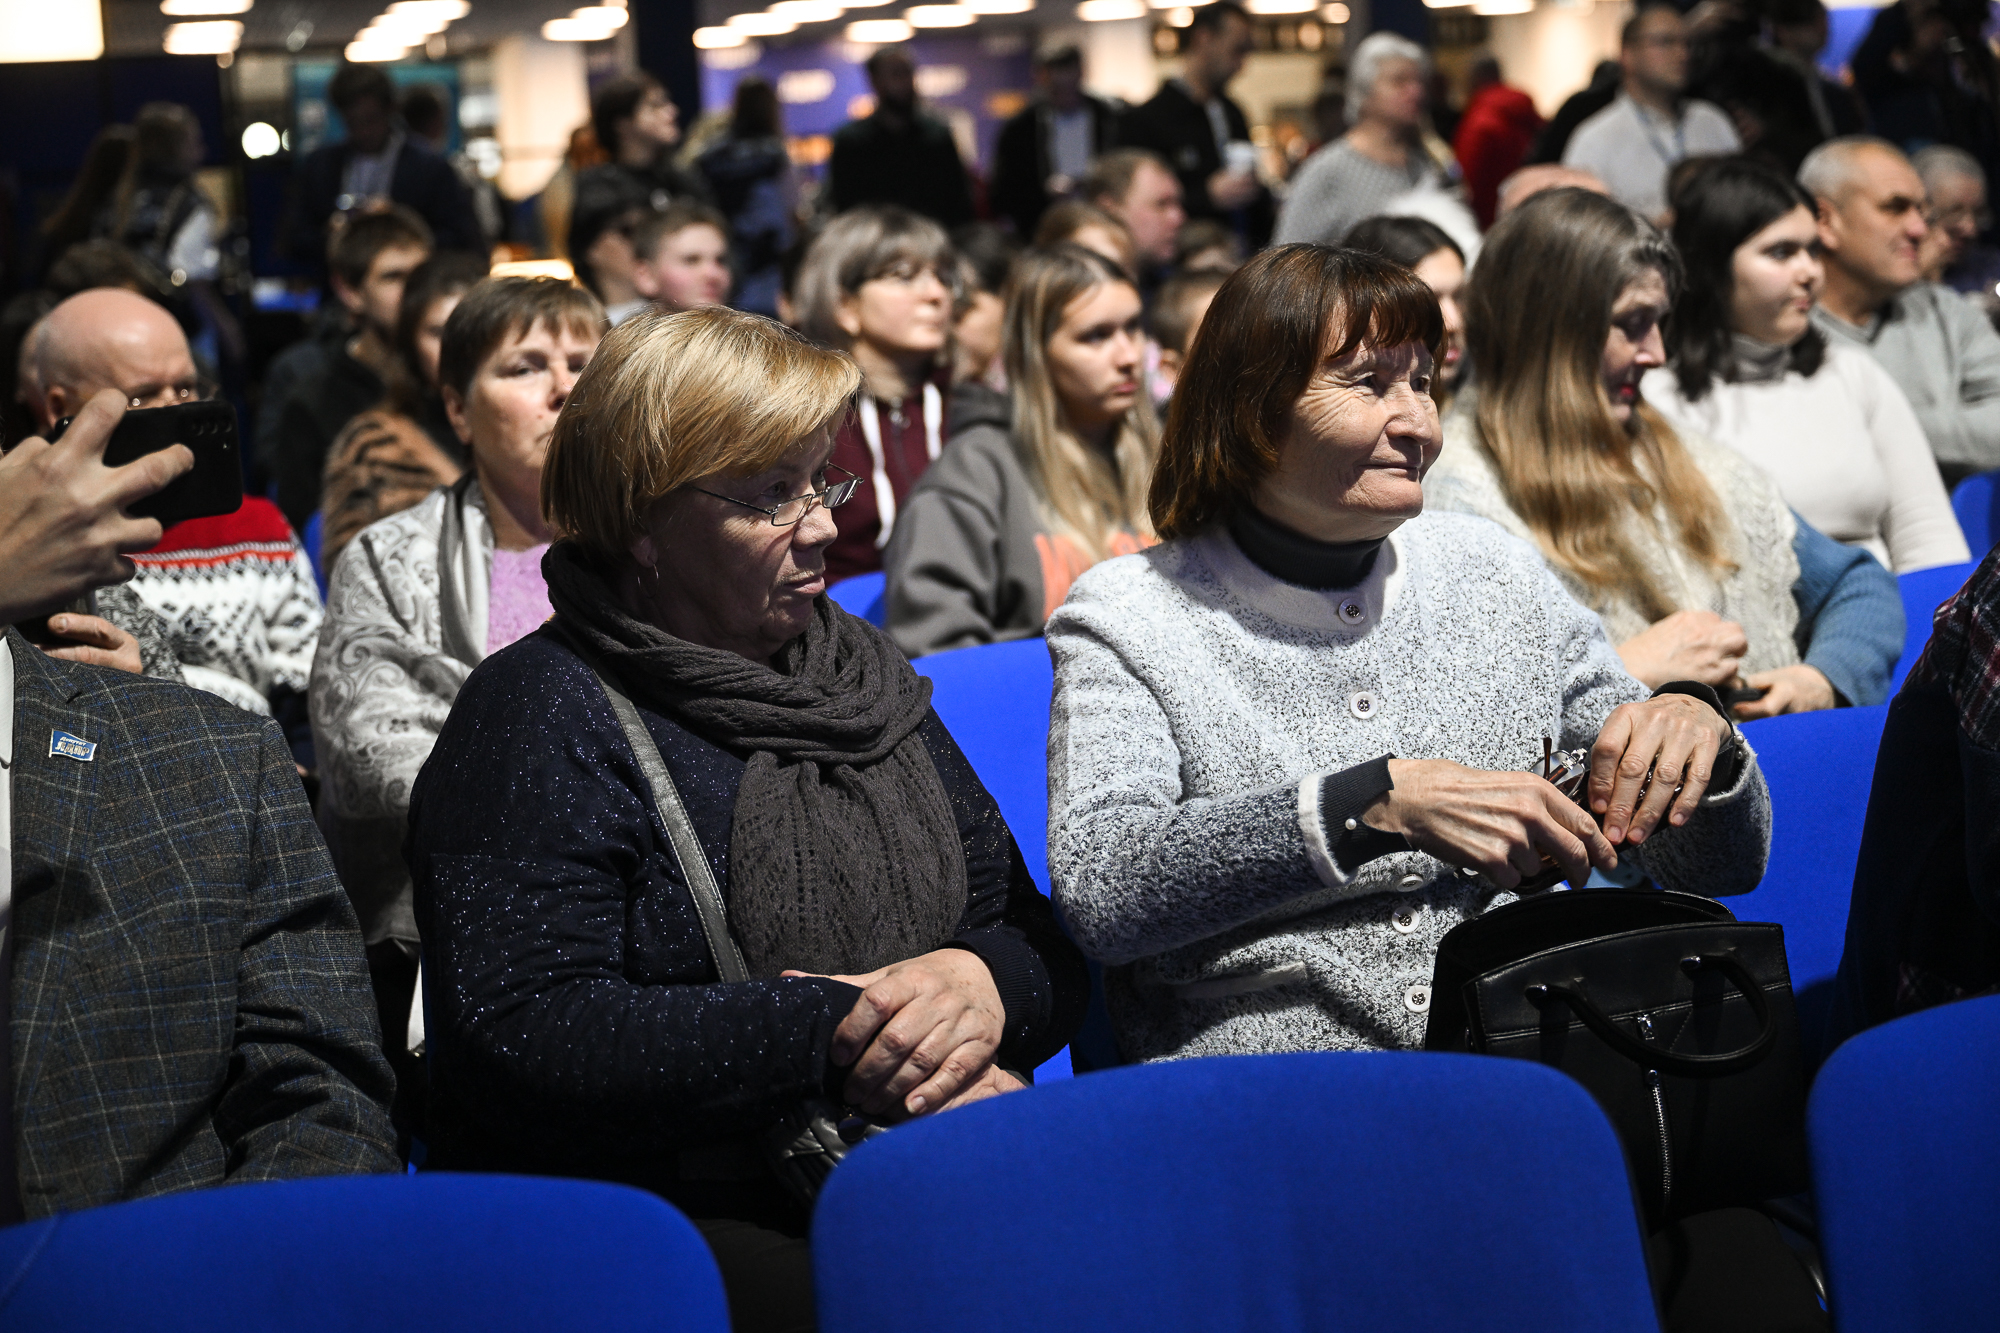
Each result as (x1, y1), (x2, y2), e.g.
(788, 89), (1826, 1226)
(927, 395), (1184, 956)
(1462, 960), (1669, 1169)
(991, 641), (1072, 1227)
(308, 276), (605, 1125)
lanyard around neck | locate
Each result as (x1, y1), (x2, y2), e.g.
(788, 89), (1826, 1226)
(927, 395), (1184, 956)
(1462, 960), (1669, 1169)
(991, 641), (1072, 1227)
(1630, 99), (1686, 168)
(856, 382), (943, 549)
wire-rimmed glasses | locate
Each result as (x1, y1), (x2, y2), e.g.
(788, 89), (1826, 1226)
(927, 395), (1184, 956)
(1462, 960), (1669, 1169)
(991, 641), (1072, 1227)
(692, 464), (862, 527)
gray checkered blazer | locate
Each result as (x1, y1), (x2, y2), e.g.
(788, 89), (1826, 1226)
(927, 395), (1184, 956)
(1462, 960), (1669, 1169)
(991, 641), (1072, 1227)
(8, 629), (398, 1217)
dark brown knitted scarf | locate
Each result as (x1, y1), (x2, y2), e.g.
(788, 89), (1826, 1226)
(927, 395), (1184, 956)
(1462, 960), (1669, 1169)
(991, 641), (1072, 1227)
(543, 541), (968, 978)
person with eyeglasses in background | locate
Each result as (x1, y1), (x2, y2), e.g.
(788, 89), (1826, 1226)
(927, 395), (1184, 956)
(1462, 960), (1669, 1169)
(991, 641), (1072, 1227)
(405, 307), (1085, 1333)
(791, 207), (958, 584)
(1563, 2), (1742, 224)
(312, 276), (605, 1146)
(1804, 136), (2000, 486)
(1913, 144), (2000, 314)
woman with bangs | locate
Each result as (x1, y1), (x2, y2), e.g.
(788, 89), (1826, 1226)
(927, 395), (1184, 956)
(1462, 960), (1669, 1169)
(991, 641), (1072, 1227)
(405, 307), (1086, 1332)
(1046, 242), (1766, 1066)
(885, 244), (1159, 657)
(791, 205), (957, 583)
(1429, 186), (1898, 718)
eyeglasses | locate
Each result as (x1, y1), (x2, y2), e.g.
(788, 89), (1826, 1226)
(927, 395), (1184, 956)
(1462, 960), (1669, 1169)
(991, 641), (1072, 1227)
(692, 463), (862, 527)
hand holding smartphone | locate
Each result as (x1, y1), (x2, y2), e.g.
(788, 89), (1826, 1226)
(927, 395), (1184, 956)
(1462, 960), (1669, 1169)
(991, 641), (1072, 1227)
(46, 399), (243, 528)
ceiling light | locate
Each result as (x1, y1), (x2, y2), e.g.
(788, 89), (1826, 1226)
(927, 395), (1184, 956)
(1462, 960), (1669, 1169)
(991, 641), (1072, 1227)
(241, 121), (281, 157)
(542, 15), (617, 37)
(1245, 0), (1312, 10)
(1, 0), (104, 61)
(163, 17), (241, 50)
(844, 16), (910, 37)
(569, 4), (628, 24)
(346, 36), (409, 57)
(693, 23), (746, 43)
(1469, 0), (1530, 12)
(1320, 1), (1348, 16)
(770, 0), (843, 17)
(841, 0), (892, 6)
(726, 10), (797, 31)
(905, 3), (972, 23)
(1076, 0), (1145, 17)
(386, 0), (468, 20)
(964, 0), (1032, 12)
(160, 0), (251, 14)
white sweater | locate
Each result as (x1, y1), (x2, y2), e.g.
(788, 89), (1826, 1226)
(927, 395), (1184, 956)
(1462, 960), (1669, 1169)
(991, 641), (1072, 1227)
(1642, 345), (1969, 574)
(1046, 512), (1770, 1062)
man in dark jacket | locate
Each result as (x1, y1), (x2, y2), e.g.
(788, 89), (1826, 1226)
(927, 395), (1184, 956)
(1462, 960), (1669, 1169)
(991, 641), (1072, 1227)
(1118, 3), (1271, 246)
(0, 461), (398, 1219)
(827, 48), (975, 226)
(990, 46), (1121, 237)
(284, 64), (481, 276)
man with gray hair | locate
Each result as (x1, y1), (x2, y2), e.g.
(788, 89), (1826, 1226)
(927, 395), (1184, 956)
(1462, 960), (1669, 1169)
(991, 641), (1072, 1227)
(1803, 135), (2000, 486)
(1912, 144), (2000, 298)
(1562, 2), (1740, 223)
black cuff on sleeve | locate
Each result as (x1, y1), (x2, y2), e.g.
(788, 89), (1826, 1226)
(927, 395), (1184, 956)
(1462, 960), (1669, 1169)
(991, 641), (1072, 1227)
(1651, 680), (1746, 792)
(938, 930), (1048, 1060)
(1318, 754), (1410, 874)
(817, 979), (868, 1103)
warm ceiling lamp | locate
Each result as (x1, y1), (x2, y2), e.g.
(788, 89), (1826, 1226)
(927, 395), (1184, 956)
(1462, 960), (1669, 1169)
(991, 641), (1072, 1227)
(693, 22), (747, 43)
(541, 14), (612, 36)
(1, 0), (105, 61)
(160, 0), (251, 14)
(569, 5), (628, 25)
(1076, 0), (1145, 17)
(725, 9), (798, 32)
(1470, 0), (1530, 12)
(904, 3), (972, 23)
(1320, 1), (1348, 16)
(770, 0), (842, 18)
(1245, 0), (1313, 11)
(346, 35), (410, 57)
(386, 0), (468, 20)
(163, 17), (241, 50)
(964, 0), (1032, 13)
(844, 16), (910, 38)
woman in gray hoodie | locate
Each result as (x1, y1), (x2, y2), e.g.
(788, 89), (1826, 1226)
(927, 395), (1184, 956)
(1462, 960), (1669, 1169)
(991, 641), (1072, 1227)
(884, 244), (1159, 657)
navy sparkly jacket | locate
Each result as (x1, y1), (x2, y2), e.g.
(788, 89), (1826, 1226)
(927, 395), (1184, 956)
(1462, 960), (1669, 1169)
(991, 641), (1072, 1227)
(406, 625), (1086, 1185)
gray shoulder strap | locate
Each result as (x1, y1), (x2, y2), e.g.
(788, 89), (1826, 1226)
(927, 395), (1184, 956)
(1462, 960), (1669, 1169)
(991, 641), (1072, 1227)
(589, 666), (751, 984)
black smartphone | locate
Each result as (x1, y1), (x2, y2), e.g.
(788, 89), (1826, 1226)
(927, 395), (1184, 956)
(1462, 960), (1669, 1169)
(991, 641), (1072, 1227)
(48, 399), (244, 526)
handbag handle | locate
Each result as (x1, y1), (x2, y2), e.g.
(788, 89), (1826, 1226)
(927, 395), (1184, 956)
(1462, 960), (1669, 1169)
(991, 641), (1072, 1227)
(1527, 953), (1776, 1078)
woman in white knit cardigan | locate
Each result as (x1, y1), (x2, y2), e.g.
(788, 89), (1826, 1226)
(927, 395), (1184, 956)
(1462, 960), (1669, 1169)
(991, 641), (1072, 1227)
(1644, 156), (1967, 575)
(1046, 243), (1768, 1066)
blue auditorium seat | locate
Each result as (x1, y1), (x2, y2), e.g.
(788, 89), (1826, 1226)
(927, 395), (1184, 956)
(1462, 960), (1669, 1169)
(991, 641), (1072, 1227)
(1735, 705), (1889, 1065)
(813, 1051), (1660, 1333)
(302, 510), (327, 599)
(0, 1174), (727, 1333)
(1889, 562), (1975, 693)
(826, 571), (885, 626)
(1952, 469), (1997, 557)
(1810, 995), (2000, 1333)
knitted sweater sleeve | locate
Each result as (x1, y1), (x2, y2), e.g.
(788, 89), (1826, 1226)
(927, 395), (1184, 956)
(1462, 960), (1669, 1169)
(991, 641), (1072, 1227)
(1046, 587), (1377, 967)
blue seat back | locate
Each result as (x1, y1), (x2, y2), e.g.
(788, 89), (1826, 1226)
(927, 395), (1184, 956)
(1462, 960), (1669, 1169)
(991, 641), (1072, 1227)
(1952, 469), (1998, 556)
(0, 1173), (727, 1333)
(1735, 705), (1888, 1063)
(1889, 562), (1975, 693)
(1809, 994), (2000, 1333)
(826, 571), (886, 626)
(301, 510), (327, 599)
(912, 638), (1054, 888)
(814, 1051), (1659, 1333)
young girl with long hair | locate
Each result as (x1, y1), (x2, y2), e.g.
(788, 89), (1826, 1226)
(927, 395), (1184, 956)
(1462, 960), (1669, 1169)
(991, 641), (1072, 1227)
(885, 244), (1159, 656)
(1427, 186), (1900, 717)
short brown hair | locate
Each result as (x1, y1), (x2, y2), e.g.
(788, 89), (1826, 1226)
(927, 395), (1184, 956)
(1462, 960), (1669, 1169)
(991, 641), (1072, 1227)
(1149, 244), (1444, 540)
(543, 307), (862, 563)
(1150, 269), (1226, 354)
(632, 201), (731, 262)
(1081, 148), (1172, 208)
(437, 276), (607, 400)
(330, 206), (432, 292)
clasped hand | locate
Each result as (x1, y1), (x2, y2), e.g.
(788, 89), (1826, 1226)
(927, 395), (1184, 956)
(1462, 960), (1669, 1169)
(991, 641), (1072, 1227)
(1364, 694), (1732, 889)
(781, 948), (1019, 1122)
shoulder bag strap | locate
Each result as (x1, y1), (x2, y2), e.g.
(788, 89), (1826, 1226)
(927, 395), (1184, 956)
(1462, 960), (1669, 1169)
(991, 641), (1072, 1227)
(588, 664), (751, 984)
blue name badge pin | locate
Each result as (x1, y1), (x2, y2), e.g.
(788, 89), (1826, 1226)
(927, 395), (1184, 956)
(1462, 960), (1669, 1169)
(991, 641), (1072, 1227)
(49, 730), (97, 762)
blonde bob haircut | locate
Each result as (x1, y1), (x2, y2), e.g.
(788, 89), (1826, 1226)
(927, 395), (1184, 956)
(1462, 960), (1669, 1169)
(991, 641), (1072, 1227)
(542, 306), (862, 564)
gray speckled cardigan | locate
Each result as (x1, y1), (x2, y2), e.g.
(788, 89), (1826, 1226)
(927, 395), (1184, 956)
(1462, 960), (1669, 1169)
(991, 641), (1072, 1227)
(1046, 511), (1771, 1063)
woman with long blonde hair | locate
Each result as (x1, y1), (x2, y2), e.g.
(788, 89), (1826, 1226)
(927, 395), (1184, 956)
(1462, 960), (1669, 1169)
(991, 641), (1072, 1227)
(885, 243), (1159, 656)
(1427, 186), (1886, 719)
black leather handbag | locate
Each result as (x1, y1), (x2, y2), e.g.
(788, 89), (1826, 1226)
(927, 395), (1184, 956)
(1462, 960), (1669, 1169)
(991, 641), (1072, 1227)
(1423, 888), (1809, 1229)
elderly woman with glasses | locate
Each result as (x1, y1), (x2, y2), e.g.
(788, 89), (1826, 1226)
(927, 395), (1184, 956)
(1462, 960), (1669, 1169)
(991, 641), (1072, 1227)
(405, 306), (1086, 1333)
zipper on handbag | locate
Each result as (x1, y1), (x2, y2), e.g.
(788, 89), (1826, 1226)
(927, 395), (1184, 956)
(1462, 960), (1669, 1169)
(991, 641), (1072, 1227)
(1637, 1010), (1672, 1214)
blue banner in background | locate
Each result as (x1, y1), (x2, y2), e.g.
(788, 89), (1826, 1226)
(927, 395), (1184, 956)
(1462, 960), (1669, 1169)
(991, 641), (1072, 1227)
(701, 33), (1034, 184)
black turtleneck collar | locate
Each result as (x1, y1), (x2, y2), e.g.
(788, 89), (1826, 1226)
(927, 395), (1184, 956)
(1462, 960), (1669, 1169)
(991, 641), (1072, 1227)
(1226, 505), (1385, 591)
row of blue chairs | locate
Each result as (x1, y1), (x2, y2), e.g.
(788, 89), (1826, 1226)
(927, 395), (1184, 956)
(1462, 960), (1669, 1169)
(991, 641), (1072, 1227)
(4, 995), (1992, 1331)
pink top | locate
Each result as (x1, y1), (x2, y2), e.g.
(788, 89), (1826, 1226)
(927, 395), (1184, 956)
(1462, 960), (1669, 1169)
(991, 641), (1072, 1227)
(487, 543), (553, 654)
